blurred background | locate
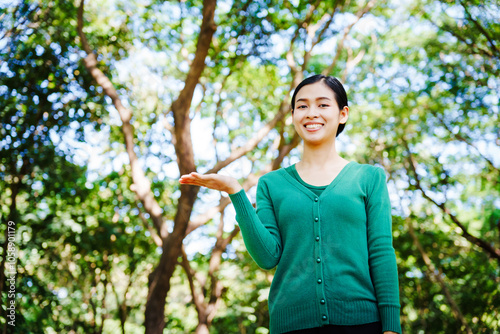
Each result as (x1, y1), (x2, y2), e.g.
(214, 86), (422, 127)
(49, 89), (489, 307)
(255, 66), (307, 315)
(0, 0), (499, 333)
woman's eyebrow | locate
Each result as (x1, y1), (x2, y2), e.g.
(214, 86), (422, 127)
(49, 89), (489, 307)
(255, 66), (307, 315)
(296, 97), (332, 103)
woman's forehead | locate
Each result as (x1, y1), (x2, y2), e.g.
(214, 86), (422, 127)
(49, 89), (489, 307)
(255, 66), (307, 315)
(295, 81), (334, 100)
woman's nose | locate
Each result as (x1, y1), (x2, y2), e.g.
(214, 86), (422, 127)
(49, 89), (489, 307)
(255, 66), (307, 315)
(306, 106), (319, 118)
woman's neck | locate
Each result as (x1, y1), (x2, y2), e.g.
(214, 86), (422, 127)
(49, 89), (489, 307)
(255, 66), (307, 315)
(300, 141), (345, 170)
(296, 142), (349, 186)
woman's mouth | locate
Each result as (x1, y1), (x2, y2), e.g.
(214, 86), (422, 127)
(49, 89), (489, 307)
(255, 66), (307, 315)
(304, 123), (323, 130)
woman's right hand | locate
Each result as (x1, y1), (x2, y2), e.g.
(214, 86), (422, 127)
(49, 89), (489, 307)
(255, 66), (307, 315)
(179, 172), (243, 195)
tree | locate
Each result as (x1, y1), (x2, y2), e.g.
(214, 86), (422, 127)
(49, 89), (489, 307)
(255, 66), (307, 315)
(0, 1), (107, 332)
(2, 0), (498, 332)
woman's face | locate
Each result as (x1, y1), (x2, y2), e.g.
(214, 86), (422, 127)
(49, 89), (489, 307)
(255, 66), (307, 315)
(292, 81), (349, 146)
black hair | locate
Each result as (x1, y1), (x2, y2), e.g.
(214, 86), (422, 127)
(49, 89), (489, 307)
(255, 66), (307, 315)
(291, 74), (348, 137)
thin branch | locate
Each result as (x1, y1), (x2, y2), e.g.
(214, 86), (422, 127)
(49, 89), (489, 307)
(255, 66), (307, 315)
(424, 13), (494, 59)
(193, 82), (207, 117)
(272, 131), (301, 171)
(212, 67), (236, 163)
(185, 197), (231, 235)
(323, 0), (375, 76)
(206, 0), (322, 176)
(179, 247), (205, 313)
(206, 55), (302, 175)
(430, 108), (498, 172)
(286, 0), (322, 77)
(220, 225), (240, 253)
(403, 138), (500, 261)
(187, 124), (301, 235)
(407, 218), (473, 334)
(205, 213), (238, 322)
(303, 12), (335, 66)
(303, 0), (344, 67)
(342, 45), (365, 82)
(184, 165), (265, 235)
(205, 107), (287, 174)
(459, 0), (500, 57)
(137, 208), (163, 247)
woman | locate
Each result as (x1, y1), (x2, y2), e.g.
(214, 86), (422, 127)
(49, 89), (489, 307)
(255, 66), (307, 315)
(179, 74), (401, 334)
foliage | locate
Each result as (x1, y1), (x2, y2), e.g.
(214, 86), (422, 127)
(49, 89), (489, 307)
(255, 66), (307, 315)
(0, 0), (498, 333)
(344, 0), (500, 332)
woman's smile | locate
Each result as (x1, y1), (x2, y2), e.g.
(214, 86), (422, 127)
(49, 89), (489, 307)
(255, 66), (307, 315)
(304, 122), (324, 131)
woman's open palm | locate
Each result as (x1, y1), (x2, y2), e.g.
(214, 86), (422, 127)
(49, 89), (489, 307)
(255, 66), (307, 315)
(179, 172), (242, 194)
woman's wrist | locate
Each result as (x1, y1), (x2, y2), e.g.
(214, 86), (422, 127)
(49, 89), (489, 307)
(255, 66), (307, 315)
(226, 182), (243, 195)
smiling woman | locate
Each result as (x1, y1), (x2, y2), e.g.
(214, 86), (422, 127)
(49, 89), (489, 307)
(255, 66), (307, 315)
(291, 76), (349, 170)
(179, 74), (401, 334)
(289, 77), (350, 187)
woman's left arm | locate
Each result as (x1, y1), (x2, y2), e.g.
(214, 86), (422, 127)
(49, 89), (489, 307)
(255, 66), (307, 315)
(366, 167), (402, 334)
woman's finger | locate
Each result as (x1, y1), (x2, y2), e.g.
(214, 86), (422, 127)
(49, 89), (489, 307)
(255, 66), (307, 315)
(179, 176), (203, 185)
(179, 172), (240, 193)
(179, 173), (216, 187)
(179, 172), (201, 182)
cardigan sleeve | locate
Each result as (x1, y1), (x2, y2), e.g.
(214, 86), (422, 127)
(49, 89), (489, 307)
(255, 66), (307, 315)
(365, 167), (402, 334)
(229, 179), (282, 270)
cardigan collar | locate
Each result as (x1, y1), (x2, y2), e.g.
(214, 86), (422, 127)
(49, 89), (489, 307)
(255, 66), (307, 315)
(278, 161), (356, 199)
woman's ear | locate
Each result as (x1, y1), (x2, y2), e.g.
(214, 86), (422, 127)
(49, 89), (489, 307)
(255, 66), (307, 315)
(339, 106), (349, 124)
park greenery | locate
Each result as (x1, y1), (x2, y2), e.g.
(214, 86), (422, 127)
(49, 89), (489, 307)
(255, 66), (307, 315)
(1, 0), (499, 333)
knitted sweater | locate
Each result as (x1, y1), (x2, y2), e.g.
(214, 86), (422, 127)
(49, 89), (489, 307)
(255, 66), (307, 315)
(229, 161), (401, 334)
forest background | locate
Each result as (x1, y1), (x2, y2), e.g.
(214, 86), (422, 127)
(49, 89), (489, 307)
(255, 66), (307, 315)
(0, 0), (499, 333)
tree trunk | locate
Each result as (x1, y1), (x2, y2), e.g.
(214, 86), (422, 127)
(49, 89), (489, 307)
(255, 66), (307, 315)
(77, 0), (217, 332)
(144, 186), (199, 333)
(144, 0), (217, 331)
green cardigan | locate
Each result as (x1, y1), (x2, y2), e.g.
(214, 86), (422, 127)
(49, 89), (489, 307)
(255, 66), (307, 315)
(229, 161), (401, 334)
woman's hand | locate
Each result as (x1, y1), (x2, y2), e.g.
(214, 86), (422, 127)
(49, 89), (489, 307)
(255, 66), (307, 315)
(179, 172), (243, 195)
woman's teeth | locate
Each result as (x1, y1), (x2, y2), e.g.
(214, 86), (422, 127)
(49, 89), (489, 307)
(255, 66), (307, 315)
(305, 124), (322, 129)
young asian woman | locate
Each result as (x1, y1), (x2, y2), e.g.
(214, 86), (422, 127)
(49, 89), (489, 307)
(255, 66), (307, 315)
(179, 74), (401, 334)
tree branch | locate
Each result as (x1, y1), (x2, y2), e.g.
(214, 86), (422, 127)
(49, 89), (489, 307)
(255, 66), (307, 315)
(423, 13), (494, 59)
(407, 218), (473, 334)
(459, 0), (500, 58)
(137, 208), (163, 248)
(429, 108), (498, 172)
(205, 107), (287, 174)
(303, 12), (335, 66)
(323, 0), (374, 76)
(272, 131), (301, 171)
(403, 138), (500, 261)
(171, 0), (217, 176)
(212, 69), (234, 163)
(185, 197), (231, 235)
(179, 247), (205, 314)
(206, 31), (305, 176)
(187, 124), (301, 235)
(77, 0), (167, 238)
(286, 0), (322, 78)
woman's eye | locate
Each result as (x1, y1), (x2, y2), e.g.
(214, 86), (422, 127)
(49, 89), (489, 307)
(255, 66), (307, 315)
(297, 105), (307, 109)
(319, 104), (329, 108)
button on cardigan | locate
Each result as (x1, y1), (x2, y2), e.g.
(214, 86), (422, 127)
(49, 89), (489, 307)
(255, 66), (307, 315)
(229, 162), (401, 334)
